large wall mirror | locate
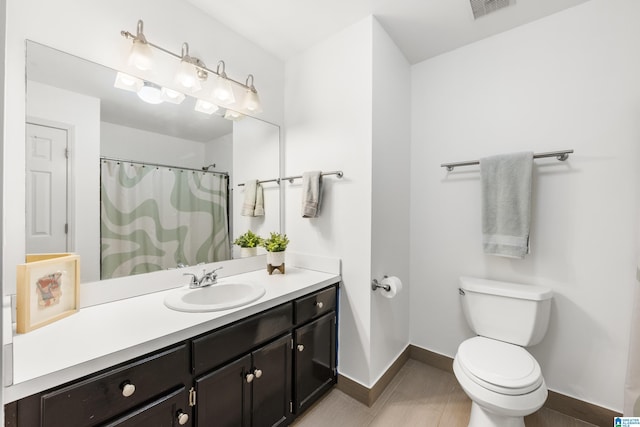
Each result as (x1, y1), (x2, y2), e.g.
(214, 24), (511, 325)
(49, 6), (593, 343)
(25, 41), (280, 284)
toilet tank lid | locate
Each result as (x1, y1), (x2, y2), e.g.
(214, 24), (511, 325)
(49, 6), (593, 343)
(459, 276), (553, 301)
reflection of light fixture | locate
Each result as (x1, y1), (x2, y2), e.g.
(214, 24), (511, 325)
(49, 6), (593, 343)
(224, 109), (244, 121)
(161, 87), (185, 104)
(242, 74), (262, 113)
(121, 20), (263, 114)
(137, 81), (164, 104)
(174, 43), (206, 92)
(212, 61), (235, 106)
(195, 99), (219, 115)
(114, 72), (143, 92)
(126, 20), (153, 71)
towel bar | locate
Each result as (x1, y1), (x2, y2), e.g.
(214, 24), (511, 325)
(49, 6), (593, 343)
(440, 149), (573, 172)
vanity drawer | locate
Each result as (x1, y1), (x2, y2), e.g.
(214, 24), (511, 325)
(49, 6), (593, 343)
(192, 303), (293, 376)
(40, 344), (188, 427)
(294, 286), (336, 325)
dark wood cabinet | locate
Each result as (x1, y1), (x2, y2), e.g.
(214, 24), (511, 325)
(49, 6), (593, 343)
(294, 312), (336, 414)
(6, 283), (338, 427)
(195, 334), (292, 427)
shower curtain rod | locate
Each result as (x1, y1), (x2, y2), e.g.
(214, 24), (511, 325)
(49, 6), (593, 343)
(237, 170), (344, 187)
(440, 149), (574, 172)
(100, 156), (229, 177)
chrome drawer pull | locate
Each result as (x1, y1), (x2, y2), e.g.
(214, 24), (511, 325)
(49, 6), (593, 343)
(315, 301), (324, 309)
(121, 382), (136, 397)
(177, 411), (189, 425)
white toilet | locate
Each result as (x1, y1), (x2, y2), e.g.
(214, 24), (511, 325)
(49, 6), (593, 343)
(453, 276), (553, 427)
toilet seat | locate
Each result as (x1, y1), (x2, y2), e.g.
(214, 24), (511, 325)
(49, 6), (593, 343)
(457, 337), (543, 396)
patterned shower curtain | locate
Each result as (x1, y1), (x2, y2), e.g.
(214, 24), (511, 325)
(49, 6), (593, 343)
(100, 160), (230, 279)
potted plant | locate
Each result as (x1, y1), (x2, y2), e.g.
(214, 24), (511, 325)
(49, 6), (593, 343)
(261, 232), (289, 273)
(233, 230), (263, 258)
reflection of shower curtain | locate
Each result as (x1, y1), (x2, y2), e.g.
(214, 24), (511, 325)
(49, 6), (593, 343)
(100, 160), (230, 279)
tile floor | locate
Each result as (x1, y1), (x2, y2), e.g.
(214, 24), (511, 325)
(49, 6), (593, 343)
(292, 359), (597, 427)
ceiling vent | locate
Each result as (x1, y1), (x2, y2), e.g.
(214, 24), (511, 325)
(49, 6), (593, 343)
(470, 0), (514, 19)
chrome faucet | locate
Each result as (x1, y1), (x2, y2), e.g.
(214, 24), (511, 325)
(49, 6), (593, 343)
(184, 267), (223, 289)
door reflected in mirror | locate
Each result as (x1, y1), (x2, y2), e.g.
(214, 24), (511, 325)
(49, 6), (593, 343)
(26, 41), (280, 283)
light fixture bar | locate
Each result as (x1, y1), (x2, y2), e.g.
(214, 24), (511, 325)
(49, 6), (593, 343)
(121, 22), (254, 91)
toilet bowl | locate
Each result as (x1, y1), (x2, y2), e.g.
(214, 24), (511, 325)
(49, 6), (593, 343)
(453, 277), (553, 427)
(453, 337), (547, 427)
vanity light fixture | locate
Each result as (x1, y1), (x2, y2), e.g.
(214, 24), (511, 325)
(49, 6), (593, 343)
(114, 72), (143, 92)
(127, 20), (153, 71)
(195, 99), (220, 115)
(121, 20), (262, 113)
(136, 81), (164, 104)
(113, 72), (186, 105)
(212, 61), (235, 106)
(242, 74), (262, 113)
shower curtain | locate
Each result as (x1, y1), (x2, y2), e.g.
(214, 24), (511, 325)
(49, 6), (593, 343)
(100, 160), (230, 279)
(625, 212), (640, 416)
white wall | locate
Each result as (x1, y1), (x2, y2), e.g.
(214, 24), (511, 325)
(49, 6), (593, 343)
(205, 133), (233, 176)
(410, 0), (640, 411)
(101, 121), (206, 169)
(285, 17), (374, 385)
(3, 0), (284, 293)
(370, 19), (411, 383)
(26, 81), (101, 283)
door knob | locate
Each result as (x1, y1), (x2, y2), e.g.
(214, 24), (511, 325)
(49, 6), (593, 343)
(297, 344), (304, 352)
(254, 369), (263, 378)
(246, 373), (255, 383)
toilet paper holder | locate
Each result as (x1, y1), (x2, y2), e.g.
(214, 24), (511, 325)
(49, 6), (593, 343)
(371, 276), (391, 292)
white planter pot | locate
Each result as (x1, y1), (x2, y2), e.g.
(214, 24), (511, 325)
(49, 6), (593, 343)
(266, 251), (285, 267)
(239, 247), (258, 258)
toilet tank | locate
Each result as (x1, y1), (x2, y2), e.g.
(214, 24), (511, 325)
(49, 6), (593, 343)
(459, 276), (553, 346)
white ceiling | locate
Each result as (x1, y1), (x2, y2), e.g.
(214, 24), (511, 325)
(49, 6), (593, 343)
(185, 0), (591, 64)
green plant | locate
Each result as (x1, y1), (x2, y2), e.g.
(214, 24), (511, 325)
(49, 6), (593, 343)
(233, 230), (263, 248)
(261, 232), (289, 252)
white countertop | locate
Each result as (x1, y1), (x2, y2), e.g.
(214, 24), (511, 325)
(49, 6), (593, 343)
(5, 266), (340, 403)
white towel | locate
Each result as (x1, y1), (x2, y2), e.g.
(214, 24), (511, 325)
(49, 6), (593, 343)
(254, 184), (264, 216)
(479, 152), (533, 259)
(302, 171), (322, 218)
(241, 180), (258, 217)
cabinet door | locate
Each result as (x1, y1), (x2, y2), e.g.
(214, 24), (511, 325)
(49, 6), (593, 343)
(195, 354), (252, 427)
(251, 334), (292, 427)
(104, 387), (191, 427)
(294, 312), (336, 414)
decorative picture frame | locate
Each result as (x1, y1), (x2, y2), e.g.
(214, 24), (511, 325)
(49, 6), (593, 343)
(16, 253), (80, 333)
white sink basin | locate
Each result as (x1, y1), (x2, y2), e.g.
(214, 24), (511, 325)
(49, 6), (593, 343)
(164, 282), (266, 312)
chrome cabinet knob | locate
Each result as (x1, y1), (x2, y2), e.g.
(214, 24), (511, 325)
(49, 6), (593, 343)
(297, 344), (304, 352)
(246, 373), (255, 383)
(254, 369), (263, 378)
(121, 382), (136, 397)
(177, 411), (189, 425)
(316, 301), (324, 309)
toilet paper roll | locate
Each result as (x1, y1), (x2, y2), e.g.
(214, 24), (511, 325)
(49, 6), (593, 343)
(380, 276), (402, 299)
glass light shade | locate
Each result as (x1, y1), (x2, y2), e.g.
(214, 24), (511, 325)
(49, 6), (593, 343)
(195, 99), (219, 115)
(128, 40), (153, 71)
(114, 72), (143, 92)
(224, 109), (244, 121)
(175, 61), (202, 92)
(212, 76), (236, 106)
(136, 82), (164, 104)
(161, 87), (185, 104)
(242, 89), (262, 113)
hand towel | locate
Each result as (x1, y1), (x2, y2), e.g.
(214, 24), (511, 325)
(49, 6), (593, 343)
(241, 180), (258, 217)
(302, 171), (322, 218)
(480, 151), (533, 259)
(254, 184), (264, 216)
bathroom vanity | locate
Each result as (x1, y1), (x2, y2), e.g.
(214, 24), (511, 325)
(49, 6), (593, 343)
(4, 267), (339, 427)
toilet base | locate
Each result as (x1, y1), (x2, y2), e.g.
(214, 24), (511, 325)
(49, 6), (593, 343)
(468, 402), (525, 427)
